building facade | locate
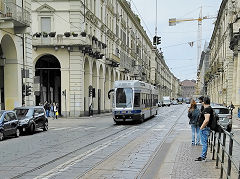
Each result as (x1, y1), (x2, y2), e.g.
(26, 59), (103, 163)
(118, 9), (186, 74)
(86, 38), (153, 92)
(0, 0), (31, 110)
(181, 80), (196, 99)
(197, 45), (210, 96)
(30, 0), (179, 117)
(205, 0), (240, 109)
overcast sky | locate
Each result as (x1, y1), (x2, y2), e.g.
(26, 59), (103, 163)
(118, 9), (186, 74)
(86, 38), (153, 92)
(130, 0), (221, 81)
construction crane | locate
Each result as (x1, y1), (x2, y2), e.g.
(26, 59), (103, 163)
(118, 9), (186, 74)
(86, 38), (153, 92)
(169, 7), (216, 65)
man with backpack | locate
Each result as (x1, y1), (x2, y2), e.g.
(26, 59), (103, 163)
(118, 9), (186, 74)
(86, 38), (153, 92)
(195, 96), (213, 161)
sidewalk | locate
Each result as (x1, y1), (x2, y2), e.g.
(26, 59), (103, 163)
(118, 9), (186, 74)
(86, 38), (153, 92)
(154, 130), (220, 179)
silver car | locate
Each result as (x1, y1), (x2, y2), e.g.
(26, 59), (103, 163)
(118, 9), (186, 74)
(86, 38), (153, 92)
(212, 105), (232, 132)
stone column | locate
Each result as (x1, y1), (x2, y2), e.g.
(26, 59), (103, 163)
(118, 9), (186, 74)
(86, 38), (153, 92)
(235, 40), (240, 109)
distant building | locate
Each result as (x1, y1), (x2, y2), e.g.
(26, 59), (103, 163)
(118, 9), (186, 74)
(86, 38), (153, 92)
(181, 80), (196, 99)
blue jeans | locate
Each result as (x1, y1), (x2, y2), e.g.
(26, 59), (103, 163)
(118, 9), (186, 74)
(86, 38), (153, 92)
(46, 110), (49, 117)
(200, 127), (210, 159)
(191, 124), (200, 145)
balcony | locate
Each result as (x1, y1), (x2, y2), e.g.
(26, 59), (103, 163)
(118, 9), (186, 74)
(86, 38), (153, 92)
(0, 1), (30, 28)
(32, 36), (87, 48)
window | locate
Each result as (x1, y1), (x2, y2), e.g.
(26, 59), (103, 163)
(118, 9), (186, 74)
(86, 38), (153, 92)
(116, 88), (133, 108)
(8, 112), (17, 121)
(134, 93), (140, 107)
(3, 114), (10, 122)
(41, 17), (51, 33)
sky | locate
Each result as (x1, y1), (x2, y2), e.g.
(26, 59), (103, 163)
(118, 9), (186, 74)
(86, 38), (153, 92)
(130, 0), (222, 81)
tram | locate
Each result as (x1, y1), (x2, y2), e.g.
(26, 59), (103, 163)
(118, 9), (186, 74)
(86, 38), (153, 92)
(111, 80), (158, 124)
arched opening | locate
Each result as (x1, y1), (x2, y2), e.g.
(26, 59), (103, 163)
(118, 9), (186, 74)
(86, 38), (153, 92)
(84, 58), (90, 115)
(99, 65), (104, 113)
(0, 35), (18, 110)
(35, 54), (61, 114)
(92, 61), (97, 113)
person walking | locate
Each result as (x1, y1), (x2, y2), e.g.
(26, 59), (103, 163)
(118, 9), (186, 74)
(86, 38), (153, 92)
(195, 96), (213, 161)
(44, 101), (49, 117)
(188, 99), (200, 145)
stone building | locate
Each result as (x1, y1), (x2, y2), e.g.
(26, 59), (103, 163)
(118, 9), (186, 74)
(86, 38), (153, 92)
(181, 80), (196, 99)
(0, 0), (32, 110)
(29, 0), (179, 117)
(205, 0), (240, 108)
(197, 45), (210, 96)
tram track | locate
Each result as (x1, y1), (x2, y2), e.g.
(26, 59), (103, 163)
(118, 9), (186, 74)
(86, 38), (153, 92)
(78, 106), (186, 179)
(10, 125), (133, 179)
(136, 105), (187, 178)
(10, 106), (184, 179)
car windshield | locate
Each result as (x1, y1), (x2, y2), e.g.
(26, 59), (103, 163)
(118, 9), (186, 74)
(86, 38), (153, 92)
(14, 109), (33, 117)
(213, 108), (229, 114)
(116, 88), (133, 108)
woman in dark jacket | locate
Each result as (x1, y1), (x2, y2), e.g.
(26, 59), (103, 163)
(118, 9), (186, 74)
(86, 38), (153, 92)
(188, 99), (200, 145)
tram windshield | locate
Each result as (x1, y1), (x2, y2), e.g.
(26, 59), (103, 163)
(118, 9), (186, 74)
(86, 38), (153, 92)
(116, 88), (133, 108)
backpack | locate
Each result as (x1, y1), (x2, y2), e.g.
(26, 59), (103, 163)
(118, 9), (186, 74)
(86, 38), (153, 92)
(209, 111), (221, 132)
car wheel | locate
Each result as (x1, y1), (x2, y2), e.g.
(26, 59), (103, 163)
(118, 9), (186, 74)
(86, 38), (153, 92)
(43, 122), (48, 131)
(0, 132), (4, 141)
(29, 123), (35, 134)
(15, 128), (20, 137)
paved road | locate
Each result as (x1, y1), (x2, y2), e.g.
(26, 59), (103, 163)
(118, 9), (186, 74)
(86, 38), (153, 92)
(0, 105), (225, 178)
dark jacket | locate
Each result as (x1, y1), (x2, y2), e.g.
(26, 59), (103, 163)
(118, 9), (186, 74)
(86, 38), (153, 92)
(188, 108), (200, 125)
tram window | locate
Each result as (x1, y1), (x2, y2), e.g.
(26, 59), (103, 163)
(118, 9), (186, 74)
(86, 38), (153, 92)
(116, 88), (133, 108)
(134, 93), (140, 107)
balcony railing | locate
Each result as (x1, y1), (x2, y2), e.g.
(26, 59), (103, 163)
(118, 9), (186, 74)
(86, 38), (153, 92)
(0, 1), (30, 27)
(32, 36), (87, 47)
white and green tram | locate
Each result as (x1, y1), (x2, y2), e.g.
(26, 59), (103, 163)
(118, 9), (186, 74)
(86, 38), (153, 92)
(112, 80), (158, 124)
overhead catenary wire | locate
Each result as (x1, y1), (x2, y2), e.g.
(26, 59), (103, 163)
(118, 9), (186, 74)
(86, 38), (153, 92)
(130, 0), (153, 37)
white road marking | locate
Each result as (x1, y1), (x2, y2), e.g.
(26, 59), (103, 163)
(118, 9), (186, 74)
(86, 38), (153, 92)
(33, 128), (139, 179)
(52, 127), (71, 131)
(68, 126), (84, 131)
(84, 127), (96, 130)
(232, 125), (238, 128)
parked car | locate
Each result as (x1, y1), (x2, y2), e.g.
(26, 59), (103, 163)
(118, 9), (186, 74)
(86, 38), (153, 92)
(14, 106), (48, 134)
(0, 111), (20, 141)
(177, 98), (183, 104)
(163, 96), (171, 107)
(172, 100), (178, 105)
(185, 98), (191, 104)
(212, 105), (232, 132)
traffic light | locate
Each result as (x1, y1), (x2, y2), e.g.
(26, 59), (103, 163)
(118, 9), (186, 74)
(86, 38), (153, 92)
(157, 36), (161, 45)
(153, 36), (157, 45)
(89, 86), (92, 97)
(26, 85), (32, 96)
(153, 36), (161, 46)
(92, 88), (95, 98)
(22, 84), (26, 97)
